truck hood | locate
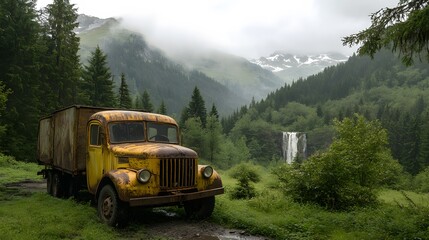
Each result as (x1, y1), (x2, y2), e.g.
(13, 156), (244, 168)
(110, 143), (198, 159)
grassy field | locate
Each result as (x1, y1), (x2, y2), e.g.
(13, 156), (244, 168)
(1, 154), (429, 239)
(212, 165), (429, 240)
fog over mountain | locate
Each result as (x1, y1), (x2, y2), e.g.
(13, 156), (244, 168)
(38, 0), (398, 59)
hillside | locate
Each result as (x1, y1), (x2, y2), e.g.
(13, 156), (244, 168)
(175, 51), (284, 101)
(223, 49), (429, 174)
(77, 15), (246, 116)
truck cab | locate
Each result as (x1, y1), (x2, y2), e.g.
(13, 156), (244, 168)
(37, 106), (223, 226)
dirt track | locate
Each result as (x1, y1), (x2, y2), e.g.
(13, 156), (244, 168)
(5, 180), (269, 240)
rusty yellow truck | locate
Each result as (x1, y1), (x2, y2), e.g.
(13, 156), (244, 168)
(37, 105), (224, 226)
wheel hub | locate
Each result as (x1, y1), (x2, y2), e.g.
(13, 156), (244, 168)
(102, 196), (113, 219)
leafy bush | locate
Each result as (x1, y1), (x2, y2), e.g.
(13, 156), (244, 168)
(229, 162), (261, 199)
(414, 166), (429, 193)
(274, 115), (402, 210)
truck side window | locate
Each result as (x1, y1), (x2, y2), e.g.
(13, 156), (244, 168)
(90, 124), (101, 146)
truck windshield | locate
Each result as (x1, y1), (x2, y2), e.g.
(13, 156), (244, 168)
(147, 122), (179, 144)
(109, 122), (145, 143)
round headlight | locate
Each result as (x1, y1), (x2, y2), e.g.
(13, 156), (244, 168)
(202, 166), (213, 178)
(137, 169), (151, 183)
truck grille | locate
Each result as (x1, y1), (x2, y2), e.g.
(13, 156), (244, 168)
(160, 158), (196, 189)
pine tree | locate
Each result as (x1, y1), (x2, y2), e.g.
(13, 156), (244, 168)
(206, 115), (223, 162)
(0, 82), (10, 142)
(187, 86), (207, 127)
(419, 113), (429, 169)
(133, 95), (143, 109)
(209, 104), (219, 120)
(0, 0), (44, 160)
(158, 100), (167, 115)
(118, 73), (132, 109)
(81, 46), (116, 107)
(44, 0), (81, 108)
(141, 90), (154, 112)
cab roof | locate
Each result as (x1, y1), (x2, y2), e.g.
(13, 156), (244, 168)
(89, 110), (177, 125)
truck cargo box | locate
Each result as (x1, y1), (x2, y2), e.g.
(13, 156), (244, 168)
(37, 106), (111, 174)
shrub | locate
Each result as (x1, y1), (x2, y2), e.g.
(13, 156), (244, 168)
(414, 166), (429, 193)
(229, 162), (261, 199)
(274, 115), (402, 210)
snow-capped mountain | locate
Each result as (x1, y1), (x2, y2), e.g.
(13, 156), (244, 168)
(250, 52), (348, 84)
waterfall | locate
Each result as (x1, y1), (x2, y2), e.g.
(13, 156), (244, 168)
(282, 132), (307, 164)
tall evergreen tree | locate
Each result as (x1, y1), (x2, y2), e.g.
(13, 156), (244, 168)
(81, 46), (116, 107)
(44, 0), (80, 108)
(187, 86), (207, 127)
(0, 0), (44, 160)
(133, 95), (143, 109)
(209, 103), (219, 120)
(418, 113), (429, 169)
(206, 115), (223, 163)
(0, 82), (10, 143)
(158, 100), (167, 115)
(141, 90), (154, 112)
(118, 73), (132, 109)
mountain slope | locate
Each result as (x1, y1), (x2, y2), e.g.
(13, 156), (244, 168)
(77, 15), (246, 116)
(176, 51), (284, 101)
(250, 52), (348, 84)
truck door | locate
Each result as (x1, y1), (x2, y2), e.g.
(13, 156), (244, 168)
(87, 122), (104, 193)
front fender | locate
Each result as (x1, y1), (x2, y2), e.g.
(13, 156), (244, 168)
(197, 165), (223, 191)
(105, 169), (138, 202)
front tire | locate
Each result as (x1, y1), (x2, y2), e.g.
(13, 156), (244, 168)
(184, 196), (215, 219)
(97, 185), (128, 227)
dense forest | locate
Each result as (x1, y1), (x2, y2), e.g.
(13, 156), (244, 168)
(0, 0), (243, 161)
(1, 0), (429, 181)
(220, 49), (429, 175)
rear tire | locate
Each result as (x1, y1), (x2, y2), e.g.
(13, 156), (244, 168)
(51, 172), (63, 198)
(97, 185), (128, 227)
(184, 196), (215, 220)
(46, 170), (53, 196)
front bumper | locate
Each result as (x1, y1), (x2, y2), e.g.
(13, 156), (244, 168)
(128, 187), (224, 207)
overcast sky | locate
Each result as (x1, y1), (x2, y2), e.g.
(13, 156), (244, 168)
(36, 0), (398, 59)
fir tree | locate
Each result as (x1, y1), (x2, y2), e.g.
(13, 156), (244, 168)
(158, 100), (167, 115)
(209, 104), (219, 120)
(45, 0), (81, 108)
(141, 90), (154, 112)
(187, 86), (207, 127)
(0, 81), (10, 143)
(206, 115), (223, 163)
(133, 95), (142, 109)
(0, 0), (44, 160)
(419, 113), (429, 169)
(118, 73), (132, 109)
(81, 46), (116, 107)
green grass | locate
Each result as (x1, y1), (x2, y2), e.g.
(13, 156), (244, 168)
(212, 167), (429, 240)
(0, 193), (117, 240)
(2, 154), (429, 239)
(379, 189), (429, 207)
(0, 154), (43, 185)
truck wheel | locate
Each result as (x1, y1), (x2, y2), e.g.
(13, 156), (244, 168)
(184, 196), (215, 219)
(46, 171), (53, 195)
(97, 185), (128, 227)
(51, 172), (63, 198)
(62, 175), (77, 199)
